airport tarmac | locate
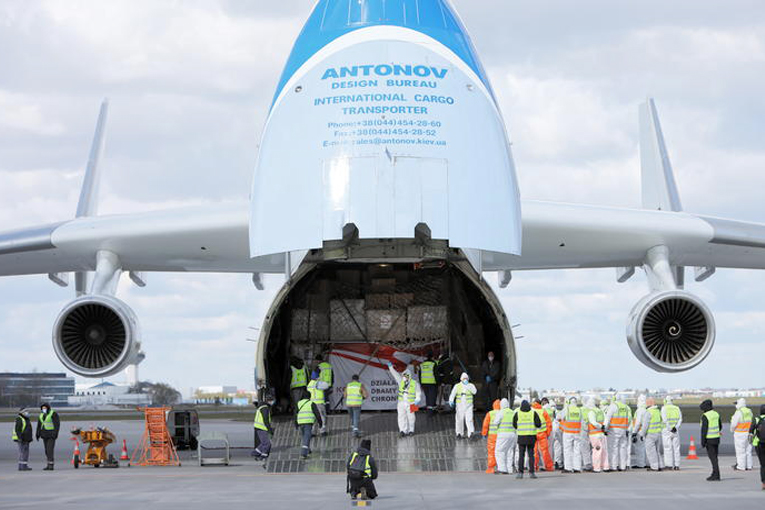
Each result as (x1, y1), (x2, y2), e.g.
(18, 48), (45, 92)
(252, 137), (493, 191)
(1, 413), (762, 508)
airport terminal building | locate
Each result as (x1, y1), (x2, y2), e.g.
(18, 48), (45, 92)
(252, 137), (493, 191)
(0, 372), (75, 408)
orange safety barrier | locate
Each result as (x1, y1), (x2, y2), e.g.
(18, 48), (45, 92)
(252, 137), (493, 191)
(130, 407), (181, 467)
(686, 436), (699, 460)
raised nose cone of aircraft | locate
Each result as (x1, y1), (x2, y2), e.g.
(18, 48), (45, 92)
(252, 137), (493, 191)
(273, 0), (494, 105)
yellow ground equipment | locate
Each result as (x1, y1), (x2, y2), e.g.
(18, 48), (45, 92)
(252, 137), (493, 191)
(71, 427), (120, 468)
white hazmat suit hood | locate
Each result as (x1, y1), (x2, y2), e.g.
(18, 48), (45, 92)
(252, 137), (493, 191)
(586, 397), (596, 408)
(568, 396), (578, 406)
(736, 398), (746, 409)
(460, 372), (469, 382)
(637, 394), (646, 408)
(664, 396), (673, 405)
(500, 398), (509, 409)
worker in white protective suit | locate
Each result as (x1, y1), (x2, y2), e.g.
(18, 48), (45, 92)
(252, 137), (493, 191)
(640, 397), (664, 471)
(585, 397), (610, 472)
(449, 372), (478, 439)
(387, 362), (421, 437)
(661, 396), (683, 470)
(605, 395), (631, 471)
(560, 396), (583, 473)
(493, 398), (516, 474)
(730, 397), (754, 471)
(543, 397), (562, 469)
(631, 394), (648, 468)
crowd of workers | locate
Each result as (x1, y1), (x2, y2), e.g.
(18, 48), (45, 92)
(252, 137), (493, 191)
(276, 353), (765, 499)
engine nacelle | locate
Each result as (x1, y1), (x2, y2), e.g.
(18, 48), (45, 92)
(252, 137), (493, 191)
(627, 290), (715, 373)
(52, 295), (141, 377)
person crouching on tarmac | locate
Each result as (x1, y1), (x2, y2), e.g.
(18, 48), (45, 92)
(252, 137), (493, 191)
(605, 395), (631, 471)
(295, 389), (324, 459)
(387, 361), (421, 436)
(252, 394), (275, 461)
(532, 399), (553, 471)
(347, 439), (378, 500)
(482, 399), (501, 473)
(514, 399), (542, 479)
(640, 397), (664, 471)
(661, 396), (683, 470)
(560, 396), (583, 473)
(449, 372), (477, 439)
(493, 398), (516, 474)
(731, 397), (754, 471)
(307, 371), (329, 436)
(585, 397), (610, 473)
(12, 408), (33, 471)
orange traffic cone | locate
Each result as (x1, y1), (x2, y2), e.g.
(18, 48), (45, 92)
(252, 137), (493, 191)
(120, 440), (130, 461)
(72, 440), (81, 466)
(686, 436), (699, 460)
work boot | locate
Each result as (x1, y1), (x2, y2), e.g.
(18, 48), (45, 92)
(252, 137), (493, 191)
(43, 464), (53, 471)
(516, 472), (523, 479)
(22, 466), (32, 471)
(359, 488), (368, 501)
(706, 475), (720, 481)
(530, 473), (538, 479)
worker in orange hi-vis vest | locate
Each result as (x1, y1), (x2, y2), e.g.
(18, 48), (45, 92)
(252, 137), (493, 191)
(533, 399), (554, 471)
(482, 400), (502, 473)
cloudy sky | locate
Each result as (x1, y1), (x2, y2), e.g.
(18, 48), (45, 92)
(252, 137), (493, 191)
(1, 0), (763, 395)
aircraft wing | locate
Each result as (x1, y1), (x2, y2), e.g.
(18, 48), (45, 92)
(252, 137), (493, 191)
(0, 204), (285, 277)
(492, 200), (765, 271)
(3, 200), (765, 278)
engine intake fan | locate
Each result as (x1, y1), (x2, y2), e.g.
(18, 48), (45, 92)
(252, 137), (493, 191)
(53, 295), (141, 377)
(627, 290), (715, 373)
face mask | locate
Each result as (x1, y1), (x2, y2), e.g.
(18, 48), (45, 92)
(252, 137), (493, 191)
(21, 412), (29, 418)
(462, 380), (468, 385)
(488, 356), (494, 362)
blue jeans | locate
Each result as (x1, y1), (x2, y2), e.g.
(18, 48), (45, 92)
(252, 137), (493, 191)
(349, 407), (361, 431)
(300, 424), (313, 456)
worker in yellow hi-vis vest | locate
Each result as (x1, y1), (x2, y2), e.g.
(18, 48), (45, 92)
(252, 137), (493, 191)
(700, 399), (721, 481)
(36, 403), (60, 471)
(730, 398), (754, 471)
(12, 408), (33, 471)
(344, 374), (369, 438)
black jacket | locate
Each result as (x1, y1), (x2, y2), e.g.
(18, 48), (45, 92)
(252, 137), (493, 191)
(513, 402), (542, 445)
(347, 447), (378, 480)
(36, 410), (60, 440)
(480, 359), (501, 383)
(699, 400), (718, 448)
(14, 415), (33, 443)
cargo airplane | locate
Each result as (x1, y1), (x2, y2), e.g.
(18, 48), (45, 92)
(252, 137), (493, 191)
(2, 0), (764, 398)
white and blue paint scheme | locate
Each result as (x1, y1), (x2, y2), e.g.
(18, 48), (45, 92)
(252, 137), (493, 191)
(252, 0), (520, 257)
(2, 0), (765, 384)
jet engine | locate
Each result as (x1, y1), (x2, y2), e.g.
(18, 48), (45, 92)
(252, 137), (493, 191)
(627, 290), (715, 373)
(52, 295), (141, 377)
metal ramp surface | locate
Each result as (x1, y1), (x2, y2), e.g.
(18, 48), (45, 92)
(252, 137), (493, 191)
(263, 411), (488, 473)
